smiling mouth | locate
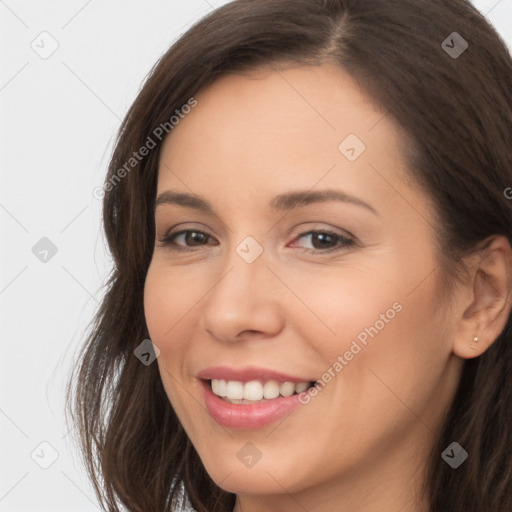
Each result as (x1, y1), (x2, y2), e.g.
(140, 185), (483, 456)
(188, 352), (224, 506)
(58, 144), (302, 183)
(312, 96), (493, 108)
(208, 378), (316, 404)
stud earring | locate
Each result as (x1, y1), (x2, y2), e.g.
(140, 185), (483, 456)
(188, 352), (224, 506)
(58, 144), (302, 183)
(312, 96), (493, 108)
(473, 336), (479, 343)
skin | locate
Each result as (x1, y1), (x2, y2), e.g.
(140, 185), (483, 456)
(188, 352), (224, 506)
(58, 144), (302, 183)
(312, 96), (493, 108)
(143, 62), (512, 512)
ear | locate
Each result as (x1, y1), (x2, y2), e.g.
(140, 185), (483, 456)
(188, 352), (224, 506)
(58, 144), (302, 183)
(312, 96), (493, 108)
(452, 235), (512, 359)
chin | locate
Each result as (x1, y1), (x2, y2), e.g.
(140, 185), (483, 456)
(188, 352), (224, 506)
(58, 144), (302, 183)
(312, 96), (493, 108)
(208, 464), (298, 495)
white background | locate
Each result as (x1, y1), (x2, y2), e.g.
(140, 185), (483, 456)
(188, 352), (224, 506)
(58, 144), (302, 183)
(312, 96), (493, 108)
(1, 1), (511, 510)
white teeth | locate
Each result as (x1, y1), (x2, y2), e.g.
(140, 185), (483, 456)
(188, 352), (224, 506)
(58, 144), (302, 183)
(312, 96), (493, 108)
(226, 381), (244, 400)
(279, 381), (295, 397)
(263, 380), (280, 399)
(210, 379), (311, 401)
(295, 382), (309, 393)
(243, 380), (263, 401)
(216, 379), (227, 397)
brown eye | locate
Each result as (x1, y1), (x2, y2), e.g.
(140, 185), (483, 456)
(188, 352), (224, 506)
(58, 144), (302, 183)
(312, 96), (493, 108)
(291, 230), (355, 254)
(158, 230), (215, 250)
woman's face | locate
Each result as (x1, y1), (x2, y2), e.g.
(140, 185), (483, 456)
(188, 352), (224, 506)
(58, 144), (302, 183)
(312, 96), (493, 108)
(144, 63), (463, 504)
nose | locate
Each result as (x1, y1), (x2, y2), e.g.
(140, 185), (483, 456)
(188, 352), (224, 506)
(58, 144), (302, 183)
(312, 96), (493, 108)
(200, 241), (284, 343)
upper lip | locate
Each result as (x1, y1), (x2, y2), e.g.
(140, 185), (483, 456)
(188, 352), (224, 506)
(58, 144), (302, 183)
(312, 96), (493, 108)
(196, 365), (315, 383)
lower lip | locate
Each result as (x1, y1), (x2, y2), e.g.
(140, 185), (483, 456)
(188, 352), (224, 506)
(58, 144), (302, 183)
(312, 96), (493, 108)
(201, 380), (305, 429)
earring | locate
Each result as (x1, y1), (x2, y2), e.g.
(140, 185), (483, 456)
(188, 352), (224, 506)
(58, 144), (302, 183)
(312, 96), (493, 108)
(470, 336), (479, 350)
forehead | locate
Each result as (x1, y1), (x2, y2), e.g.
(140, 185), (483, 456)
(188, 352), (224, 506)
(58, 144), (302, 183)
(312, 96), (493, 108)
(156, 62), (422, 217)
(161, 62), (394, 159)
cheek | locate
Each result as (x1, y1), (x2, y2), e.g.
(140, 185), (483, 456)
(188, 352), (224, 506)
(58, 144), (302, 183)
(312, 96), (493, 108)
(143, 267), (197, 439)
(143, 263), (191, 401)
(143, 261), (210, 407)
(339, 272), (454, 428)
(295, 255), (450, 417)
(143, 261), (202, 347)
(274, 260), (404, 363)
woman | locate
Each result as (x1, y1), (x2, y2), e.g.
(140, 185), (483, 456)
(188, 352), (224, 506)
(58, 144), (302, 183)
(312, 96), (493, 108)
(67, 0), (512, 510)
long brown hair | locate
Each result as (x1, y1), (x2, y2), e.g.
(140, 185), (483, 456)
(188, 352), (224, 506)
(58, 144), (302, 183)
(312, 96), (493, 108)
(66, 1), (512, 510)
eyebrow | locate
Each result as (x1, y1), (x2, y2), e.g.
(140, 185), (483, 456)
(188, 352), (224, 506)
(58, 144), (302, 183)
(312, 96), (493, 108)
(154, 189), (378, 216)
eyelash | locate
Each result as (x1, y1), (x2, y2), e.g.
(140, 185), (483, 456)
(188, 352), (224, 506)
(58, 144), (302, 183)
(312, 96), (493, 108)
(157, 229), (355, 254)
